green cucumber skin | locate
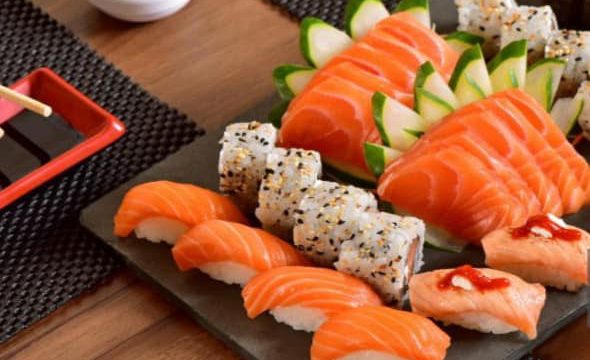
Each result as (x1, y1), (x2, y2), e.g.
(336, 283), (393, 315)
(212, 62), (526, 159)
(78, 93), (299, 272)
(403, 128), (425, 138)
(444, 31), (485, 46)
(300, 17), (325, 67)
(487, 39), (528, 74)
(364, 142), (387, 177)
(449, 44), (484, 91)
(273, 64), (314, 100)
(414, 62), (436, 92)
(323, 161), (376, 188)
(544, 71), (553, 111)
(372, 92), (391, 146)
(415, 88), (455, 117)
(267, 99), (290, 128)
(527, 58), (567, 73)
(527, 58), (566, 111)
(345, 0), (386, 37)
(395, 0), (429, 12)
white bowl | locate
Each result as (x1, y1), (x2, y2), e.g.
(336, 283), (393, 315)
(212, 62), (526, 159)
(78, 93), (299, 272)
(88, 0), (190, 22)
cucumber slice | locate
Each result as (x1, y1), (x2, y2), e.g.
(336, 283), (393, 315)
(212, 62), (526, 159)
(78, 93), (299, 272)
(414, 62), (458, 123)
(300, 17), (353, 68)
(373, 92), (428, 151)
(273, 65), (316, 100)
(323, 159), (376, 188)
(424, 226), (466, 253)
(363, 142), (403, 177)
(345, 0), (390, 40)
(395, 0), (430, 27)
(449, 44), (493, 107)
(551, 97), (584, 135)
(444, 31), (485, 54)
(488, 40), (528, 93)
(267, 99), (290, 128)
(525, 58), (566, 111)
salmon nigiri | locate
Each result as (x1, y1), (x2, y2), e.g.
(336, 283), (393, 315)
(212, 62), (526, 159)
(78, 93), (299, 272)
(311, 306), (450, 360)
(409, 265), (546, 339)
(482, 214), (590, 291)
(242, 266), (382, 332)
(114, 181), (247, 245)
(172, 220), (309, 286)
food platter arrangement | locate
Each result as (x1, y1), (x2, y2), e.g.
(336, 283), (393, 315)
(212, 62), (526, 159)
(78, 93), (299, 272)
(82, 0), (590, 359)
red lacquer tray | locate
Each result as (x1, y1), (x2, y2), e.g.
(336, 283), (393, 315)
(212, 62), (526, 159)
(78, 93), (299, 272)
(0, 68), (126, 209)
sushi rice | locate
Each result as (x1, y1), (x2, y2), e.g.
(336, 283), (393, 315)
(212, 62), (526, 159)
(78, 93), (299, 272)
(335, 212), (426, 307)
(255, 148), (322, 239)
(546, 30), (590, 95)
(293, 180), (378, 266)
(575, 81), (590, 139)
(501, 6), (558, 62)
(219, 121), (278, 213)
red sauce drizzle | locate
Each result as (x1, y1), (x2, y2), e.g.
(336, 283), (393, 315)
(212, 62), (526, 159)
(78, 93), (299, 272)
(438, 265), (510, 291)
(511, 215), (581, 242)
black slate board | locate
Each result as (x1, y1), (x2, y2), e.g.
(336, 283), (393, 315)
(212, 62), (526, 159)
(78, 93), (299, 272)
(81, 96), (590, 360)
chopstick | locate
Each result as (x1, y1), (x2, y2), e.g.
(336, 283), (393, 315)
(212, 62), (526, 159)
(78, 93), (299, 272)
(0, 85), (52, 117)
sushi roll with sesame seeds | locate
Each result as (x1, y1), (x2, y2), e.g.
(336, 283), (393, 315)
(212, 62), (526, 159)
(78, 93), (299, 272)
(255, 147), (322, 239)
(574, 81), (590, 139)
(293, 180), (378, 266)
(546, 30), (590, 95)
(219, 121), (278, 213)
(500, 6), (558, 62)
(335, 212), (425, 307)
(456, 0), (518, 57)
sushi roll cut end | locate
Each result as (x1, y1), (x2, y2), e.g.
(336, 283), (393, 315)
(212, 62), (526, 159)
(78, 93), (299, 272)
(482, 214), (590, 292)
(546, 30), (590, 96)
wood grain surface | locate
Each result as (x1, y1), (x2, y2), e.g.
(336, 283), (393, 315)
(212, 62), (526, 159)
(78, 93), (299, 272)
(0, 0), (588, 359)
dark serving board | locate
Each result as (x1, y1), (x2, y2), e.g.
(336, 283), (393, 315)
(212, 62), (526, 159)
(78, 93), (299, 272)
(81, 2), (590, 359)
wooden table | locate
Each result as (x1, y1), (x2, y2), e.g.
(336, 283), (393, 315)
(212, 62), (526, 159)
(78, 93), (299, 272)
(0, 1), (589, 359)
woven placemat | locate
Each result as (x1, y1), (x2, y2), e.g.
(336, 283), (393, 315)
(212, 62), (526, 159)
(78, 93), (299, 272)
(0, 0), (201, 341)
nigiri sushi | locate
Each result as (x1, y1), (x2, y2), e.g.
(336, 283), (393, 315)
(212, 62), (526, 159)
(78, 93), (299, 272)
(242, 266), (382, 332)
(172, 220), (310, 286)
(409, 265), (546, 339)
(311, 306), (450, 360)
(335, 212), (425, 307)
(219, 121), (277, 213)
(114, 181), (247, 245)
(482, 214), (590, 291)
(255, 148), (322, 239)
(293, 180), (378, 266)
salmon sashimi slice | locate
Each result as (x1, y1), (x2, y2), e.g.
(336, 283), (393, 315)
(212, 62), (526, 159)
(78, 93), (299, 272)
(114, 181), (247, 244)
(375, 12), (459, 80)
(409, 268), (546, 339)
(482, 222), (590, 291)
(280, 76), (378, 174)
(497, 90), (590, 202)
(311, 306), (450, 360)
(171, 220), (310, 286)
(242, 266), (382, 332)
(378, 147), (528, 242)
(482, 97), (586, 213)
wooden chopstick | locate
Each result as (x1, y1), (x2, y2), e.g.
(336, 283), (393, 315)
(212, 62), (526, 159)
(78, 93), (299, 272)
(0, 85), (52, 117)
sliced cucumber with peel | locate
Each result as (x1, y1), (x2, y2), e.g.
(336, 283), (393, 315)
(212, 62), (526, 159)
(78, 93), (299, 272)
(525, 58), (566, 111)
(551, 97), (584, 135)
(414, 61), (458, 123)
(345, 0), (390, 40)
(323, 159), (376, 188)
(363, 142), (403, 177)
(444, 31), (485, 54)
(267, 99), (290, 128)
(395, 0), (430, 27)
(373, 92), (428, 151)
(449, 44), (493, 107)
(424, 226), (466, 253)
(273, 65), (316, 100)
(300, 17), (353, 68)
(488, 40), (528, 93)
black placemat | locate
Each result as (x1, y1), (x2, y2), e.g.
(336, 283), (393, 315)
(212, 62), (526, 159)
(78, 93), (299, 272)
(0, 0), (201, 342)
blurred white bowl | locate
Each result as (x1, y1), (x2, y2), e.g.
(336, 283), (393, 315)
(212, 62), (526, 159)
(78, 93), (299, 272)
(88, 0), (190, 22)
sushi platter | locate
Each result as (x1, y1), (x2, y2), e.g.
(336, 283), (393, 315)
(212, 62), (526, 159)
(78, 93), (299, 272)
(81, 1), (590, 359)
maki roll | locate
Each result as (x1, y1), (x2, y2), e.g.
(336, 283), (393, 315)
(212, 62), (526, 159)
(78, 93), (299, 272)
(456, 0), (518, 56)
(575, 81), (590, 139)
(219, 121), (277, 212)
(255, 148), (322, 239)
(335, 212), (425, 307)
(546, 30), (590, 95)
(293, 180), (378, 266)
(501, 6), (558, 62)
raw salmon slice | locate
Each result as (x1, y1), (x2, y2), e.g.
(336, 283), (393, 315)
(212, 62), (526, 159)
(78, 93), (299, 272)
(409, 268), (546, 339)
(114, 181), (247, 239)
(311, 306), (450, 360)
(171, 220), (309, 286)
